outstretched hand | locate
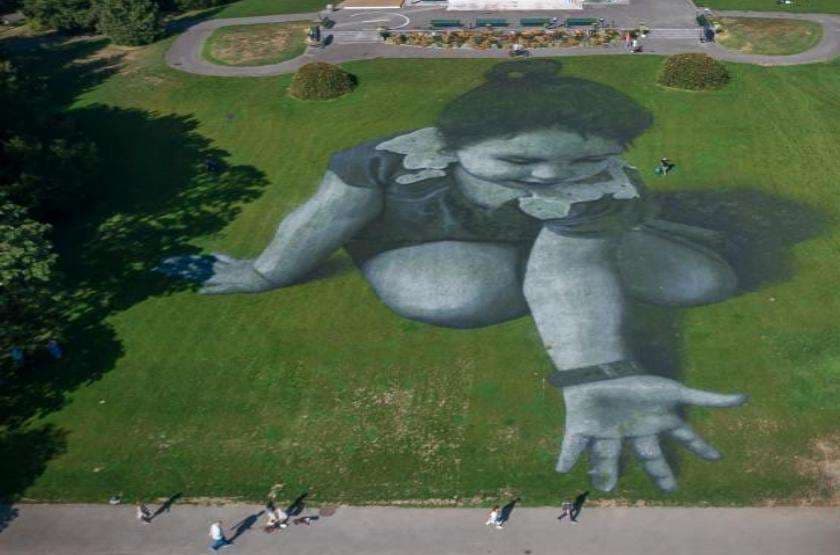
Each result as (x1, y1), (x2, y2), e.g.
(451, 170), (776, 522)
(557, 375), (747, 492)
(155, 253), (274, 294)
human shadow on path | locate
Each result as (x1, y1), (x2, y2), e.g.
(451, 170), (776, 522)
(570, 491), (588, 522)
(498, 497), (520, 526)
(285, 492), (309, 517)
(230, 511), (265, 542)
(150, 492), (183, 520)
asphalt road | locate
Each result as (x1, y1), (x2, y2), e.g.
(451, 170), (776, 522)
(1, 504), (839, 554)
(164, 6), (840, 77)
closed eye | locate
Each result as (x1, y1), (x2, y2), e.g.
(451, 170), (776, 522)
(572, 156), (608, 164)
(498, 156), (545, 165)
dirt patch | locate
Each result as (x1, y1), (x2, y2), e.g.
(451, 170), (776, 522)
(715, 17), (823, 56)
(206, 22), (310, 67)
(69, 42), (147, 76)
(795, 435), (840, 504)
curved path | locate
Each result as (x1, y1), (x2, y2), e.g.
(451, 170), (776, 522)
(165, 10), (840, 77)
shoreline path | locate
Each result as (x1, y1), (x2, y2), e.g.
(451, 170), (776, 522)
(1, 505), (839, 554)
(165, 8), (840, 77)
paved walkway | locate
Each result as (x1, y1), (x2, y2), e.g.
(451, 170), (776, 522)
(165, 6), (840, 77)
(1, 504), (839, 554)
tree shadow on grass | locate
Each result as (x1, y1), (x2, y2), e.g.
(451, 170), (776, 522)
(0, 502), (18, 535)
(0, 40), (269, 502)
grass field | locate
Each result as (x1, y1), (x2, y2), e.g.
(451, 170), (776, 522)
(202, 21), (310, 66)
(696, 0), (840, 15)
(715, 16), (823, 55)
(1, 35), (839, 507)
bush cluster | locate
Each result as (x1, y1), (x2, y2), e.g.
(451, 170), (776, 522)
(22, 0), (96, 32)
(288, 62), (356, 101)
(658, 53), (730, 91)
(95, 0), (162, 46)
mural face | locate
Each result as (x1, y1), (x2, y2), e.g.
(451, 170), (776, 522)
(160, 60), (747, 493)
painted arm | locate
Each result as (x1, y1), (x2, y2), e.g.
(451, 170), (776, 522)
(160, 171), (382, 294)
(523, 226), (746, 492)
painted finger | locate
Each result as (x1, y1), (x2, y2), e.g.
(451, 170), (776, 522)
(668, 426), (721, 460)
(556, 434), (589, 473)
(588, 438), (621, 492)
(679, 387), (747, 408)
(631, 436), (677, 492)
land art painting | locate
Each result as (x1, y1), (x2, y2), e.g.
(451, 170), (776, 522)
(162, 60), (752, 493)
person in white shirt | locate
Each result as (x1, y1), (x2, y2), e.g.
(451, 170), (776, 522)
(485, 506), (500, 527)
(209, 521), (231, 551)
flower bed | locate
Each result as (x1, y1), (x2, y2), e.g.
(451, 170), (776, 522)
(383, 29), (623, 49)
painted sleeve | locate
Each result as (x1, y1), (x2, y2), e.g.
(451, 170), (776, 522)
(327, 139), (403, 191)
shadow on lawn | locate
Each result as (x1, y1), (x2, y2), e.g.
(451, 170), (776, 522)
(620, 188), (828, 483)
(0, 38), (268, 502)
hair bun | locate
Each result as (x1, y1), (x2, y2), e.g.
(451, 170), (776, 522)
(485, 59), (563, 82)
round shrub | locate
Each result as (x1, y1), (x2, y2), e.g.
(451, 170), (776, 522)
(288, 62), (356, 101)
(658, 53), (730, 91)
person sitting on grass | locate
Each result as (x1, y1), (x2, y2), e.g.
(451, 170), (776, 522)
(160, 60), (746, 494)
(656, 156), (674, 175)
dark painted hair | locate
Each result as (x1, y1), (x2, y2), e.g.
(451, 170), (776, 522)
(437, 60), (653, 149)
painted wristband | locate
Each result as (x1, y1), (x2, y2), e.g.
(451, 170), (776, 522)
(547, 360), (646, 389)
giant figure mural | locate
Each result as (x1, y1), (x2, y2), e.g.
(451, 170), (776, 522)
(162, 60), (747, 493)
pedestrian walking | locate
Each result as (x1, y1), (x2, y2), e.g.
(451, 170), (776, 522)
(485, 505), (500, 527)
(136, 504), (152, 524)
(209, 521), (231, 551)
(557, 500), (573, 521)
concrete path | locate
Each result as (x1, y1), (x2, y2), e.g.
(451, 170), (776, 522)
(1, 504), (839, 554)
(165, 6), (840, 77)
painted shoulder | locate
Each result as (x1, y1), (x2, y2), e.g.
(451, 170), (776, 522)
(328, 128), (457, 189)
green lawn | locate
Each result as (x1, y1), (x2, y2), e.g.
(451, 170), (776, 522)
(1, 37), (839, 507)
(202, 21), (310, 66)
(212, 0), (327, 18)
(715, 16), (823, 55)
(696, 0), (840, 14)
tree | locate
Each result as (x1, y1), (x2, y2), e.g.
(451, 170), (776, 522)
(0, 0), (22, 14)
(0, 195), (62, 361)
(21, 0), (95, 33)
(94, 0), (162, 46)
(0, 58), (100, 219)
(170, 0), (233, 10)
